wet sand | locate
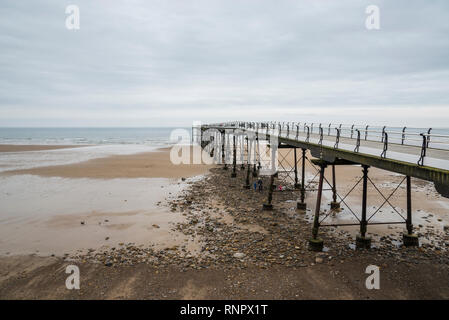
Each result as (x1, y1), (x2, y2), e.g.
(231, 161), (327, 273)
(0, 146), (213, 257)
(0, 176), (203, 256)
(0, 144), (88, 153)
(2, 147), (213, 179)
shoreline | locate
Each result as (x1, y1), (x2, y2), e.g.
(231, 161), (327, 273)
(0, 144), (90, 153)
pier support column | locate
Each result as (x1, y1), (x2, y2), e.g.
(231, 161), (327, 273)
(240, 135), (245, 170)
(222, 131), (227, 170)
(263, 174), (275, 210)
(209, 135), (214, 158)
(403, 176), (419, 247)
(244, 164), (251, 189)
(252, 164), (258, 177)
(297, 148), (307, 211)
(356, 165), (371, 249)
(231, 134), (237, 178)
(330, 164), (340, 210)
(210, 132), (216, 158)
(253, 134), (258, 177)
(200, 127), (204, 149)
(244, 137), (251, 189)
(309, 163), (325, 251)
(294, 147), (300, 189)
(257, 132), (261, 170)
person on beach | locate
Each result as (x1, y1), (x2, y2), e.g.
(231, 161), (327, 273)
(257, 179), (263, 192)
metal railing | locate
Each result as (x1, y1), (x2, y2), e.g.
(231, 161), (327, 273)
(204, 121), (449, 169)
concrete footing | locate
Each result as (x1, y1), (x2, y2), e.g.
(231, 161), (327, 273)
(308, 238), (324, 252)
(296, 202), (307, 211)
(262, 203), (273, 211)
(330, 201), (340, 210)
(403, 233), (419, 247)
(356, 235), (371, 249)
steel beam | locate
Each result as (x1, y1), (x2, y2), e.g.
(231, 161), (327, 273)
(356, 165), (371, 249)
(309, 163), (325, 251)
(403, 175), (419, 246)
(297, 148), (307, 211)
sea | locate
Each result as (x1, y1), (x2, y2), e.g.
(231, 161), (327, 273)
(0, 127), (189, 146)
(0, 126), (447, 146)
(0, 127), (193, 172)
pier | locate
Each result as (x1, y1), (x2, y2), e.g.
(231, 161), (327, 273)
(195, 121), (449, 251)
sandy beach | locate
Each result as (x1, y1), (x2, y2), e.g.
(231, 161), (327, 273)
(0, 145), (449, 299)
(1, 146), (212, 179)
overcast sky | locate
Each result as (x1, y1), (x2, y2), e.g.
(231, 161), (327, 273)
(0, 0), (448, 127)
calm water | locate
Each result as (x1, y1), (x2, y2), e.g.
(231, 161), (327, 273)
(0, 126), (448, 147)
(0, 127), (190, 145)
(0, 127), (195, 173)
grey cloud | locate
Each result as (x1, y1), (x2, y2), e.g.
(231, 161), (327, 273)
(0, 0), (448, 127)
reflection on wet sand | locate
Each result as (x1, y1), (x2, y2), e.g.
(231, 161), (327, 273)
(0, 146), (212, 257)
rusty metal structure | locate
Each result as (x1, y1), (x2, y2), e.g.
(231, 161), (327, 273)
(194, 121), (449, 252)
